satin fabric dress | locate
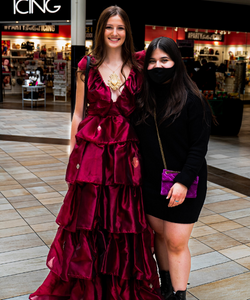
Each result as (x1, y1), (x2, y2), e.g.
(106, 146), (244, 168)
(29, 51), (162, 300)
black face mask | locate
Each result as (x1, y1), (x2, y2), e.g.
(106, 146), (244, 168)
(147, 65), (176, 84)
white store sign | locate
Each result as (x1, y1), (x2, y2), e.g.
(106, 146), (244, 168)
(13, 0), (61, 15)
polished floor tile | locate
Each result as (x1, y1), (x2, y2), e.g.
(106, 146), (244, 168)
(0, 269), (49, 299)
(189, 272), (250, 300)
(0, 106), (250, 299)
(188, 261), (248, 288)
(221, 207), (250, 220)
(223, 227), (250, 243)
(0, 233), (45, 253)
(191, 251), (230, 271)
(191, 225), (218, 238)
(204, 198), (250, 214)
(0, 246), (49, 265)
(188, 239), (213, 257)
(209, 220), (243, 232)
(0, 257), (47, 277)
(0, 226), (34, 238)
(197, 232), (241, 251)
(219, 245), (250, 260)
(235, 256), (250, 270)
(198, 214), (229, 224)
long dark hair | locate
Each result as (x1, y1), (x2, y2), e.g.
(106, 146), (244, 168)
(79, 5), (142, 82)
(137, 37), (206, 125)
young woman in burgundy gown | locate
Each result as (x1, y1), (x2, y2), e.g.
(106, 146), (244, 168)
(29, 6), (162, 300)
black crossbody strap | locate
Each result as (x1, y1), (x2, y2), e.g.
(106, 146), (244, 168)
(83, 55), (91, 119)
(154, 108), (167, 170)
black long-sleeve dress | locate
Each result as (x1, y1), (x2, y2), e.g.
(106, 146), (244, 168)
(134, 84), (211, 224)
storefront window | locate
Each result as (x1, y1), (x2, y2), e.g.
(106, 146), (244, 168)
(1, 23), (93, 109)
(145, 25), (250, 101)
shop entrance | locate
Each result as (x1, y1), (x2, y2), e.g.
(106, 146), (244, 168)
(1, 21), (93, 112)
(1, 24), (71, 111)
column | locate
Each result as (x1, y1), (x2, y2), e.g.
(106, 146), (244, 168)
(71, 0), (86, 117)
(0, 25), (3, 103)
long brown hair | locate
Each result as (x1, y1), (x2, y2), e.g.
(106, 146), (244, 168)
(79, 5), (142, 82)
(137, 37), (210, 126)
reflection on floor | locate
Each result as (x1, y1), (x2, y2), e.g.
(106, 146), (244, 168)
(0, 105), (250, 300)
(0, 94), (71, 113)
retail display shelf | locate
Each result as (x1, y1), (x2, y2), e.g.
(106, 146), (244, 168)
(198, 54), (219, 56)
(53, 59), (67, 102)
(54, 59), (67, 62)
(10, 56), (28, 58)
(22, 85), (46, 108)
(22, 98), (45, 101)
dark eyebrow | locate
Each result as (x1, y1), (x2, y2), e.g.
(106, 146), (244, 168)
(149, 56), (170, 60)
(106, 24), (125, 27)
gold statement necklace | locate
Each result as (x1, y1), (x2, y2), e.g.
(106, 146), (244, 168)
(104, 62), (122, 91)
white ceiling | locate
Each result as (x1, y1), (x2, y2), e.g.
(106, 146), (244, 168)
(204, 0), (250, 5)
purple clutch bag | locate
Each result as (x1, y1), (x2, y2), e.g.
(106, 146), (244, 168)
(154, 109), (199, 200)
(161, 170), (199, 198)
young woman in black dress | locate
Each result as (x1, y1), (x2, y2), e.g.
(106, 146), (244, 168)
(134, 37), (211, 300)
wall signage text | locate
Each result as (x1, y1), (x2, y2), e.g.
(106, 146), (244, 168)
(186, 32), (224, 42)
(13, 0), (61, 15)
(3, 24), (59, 33)
(0, 0), (70, 23)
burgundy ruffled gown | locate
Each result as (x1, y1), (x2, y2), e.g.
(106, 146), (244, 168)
(29, 51), (162, 300)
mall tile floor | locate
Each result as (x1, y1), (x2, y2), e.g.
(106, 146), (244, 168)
(0, 105), (250, 300)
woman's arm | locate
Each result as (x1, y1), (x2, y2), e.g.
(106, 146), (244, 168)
(174, 96), (211, 189)
(69, 69), (85, 154)
(168, 96), (211, 206)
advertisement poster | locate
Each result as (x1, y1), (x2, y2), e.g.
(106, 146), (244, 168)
(2, 75), (11, 90)
(57, 52), (63, 60)
(34, 51), (40, 59)
(1, 40), (10, 56)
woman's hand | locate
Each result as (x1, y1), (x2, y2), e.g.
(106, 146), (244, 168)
(167, 183), (188, 207)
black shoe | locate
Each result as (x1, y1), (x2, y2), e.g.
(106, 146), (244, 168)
(174, 290), (186, 300)
(159, 270), (173, 299)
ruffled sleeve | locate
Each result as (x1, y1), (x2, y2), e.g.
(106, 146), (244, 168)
(78, 56), (88, 70)
(134, 50), (146, 69)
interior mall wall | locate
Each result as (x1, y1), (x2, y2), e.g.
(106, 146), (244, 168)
(85, 0), (250, 52)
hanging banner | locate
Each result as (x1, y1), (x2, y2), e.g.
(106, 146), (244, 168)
(2, 25), (59, 33)
(0, 0), (70, 23)
(186, 32), (224, 42)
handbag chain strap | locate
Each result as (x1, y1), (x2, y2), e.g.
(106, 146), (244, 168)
(154, 108), (167, 170)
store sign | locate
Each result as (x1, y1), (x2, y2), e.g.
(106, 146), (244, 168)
(0, 0), (70, 23)
(186, 32), (224, 42)
(13, 0), (61, 15)
(86, 25), (93, 39)
(2, 24), (59, 33)
(177, 40), (194, 47)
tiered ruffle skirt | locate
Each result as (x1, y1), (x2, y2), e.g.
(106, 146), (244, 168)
(29, 115), (162, 300)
